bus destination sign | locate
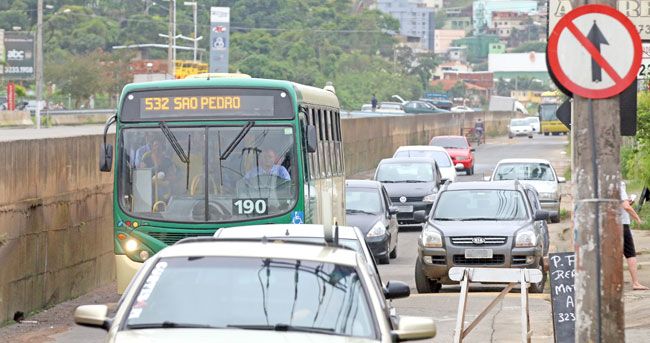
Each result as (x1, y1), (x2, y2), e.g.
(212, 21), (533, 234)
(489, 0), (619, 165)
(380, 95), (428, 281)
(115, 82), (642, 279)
(121, 88), (294, 121)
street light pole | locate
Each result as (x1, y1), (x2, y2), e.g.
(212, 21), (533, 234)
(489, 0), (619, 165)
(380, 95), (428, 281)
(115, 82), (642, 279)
(167, 0), (173, 78)
(184, 2), (198, 62)
(35, 0), (43, 129)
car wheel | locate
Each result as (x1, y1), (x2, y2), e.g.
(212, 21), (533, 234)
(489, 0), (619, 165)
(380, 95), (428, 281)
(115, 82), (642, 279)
(508, 134), (514, 139)
(389, 236), (398, 259)
(379, 243), (390, 264)
(528, 135), (533, 139)
(466, 166), (474, 175)
(529, 258), (547, 294)
(551, 213), (561, 223)
(415, 259), (441, 293)
(544, 132), (550, 136)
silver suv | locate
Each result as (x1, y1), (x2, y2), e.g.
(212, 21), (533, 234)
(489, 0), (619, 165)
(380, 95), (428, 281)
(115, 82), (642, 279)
(413, 181), (550, 293)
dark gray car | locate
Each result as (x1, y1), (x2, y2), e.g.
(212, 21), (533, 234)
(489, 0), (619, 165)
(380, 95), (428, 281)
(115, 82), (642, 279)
(345, 180), (399, 264)
(374, 157), (443, 229)
(414, 180), (550, 293)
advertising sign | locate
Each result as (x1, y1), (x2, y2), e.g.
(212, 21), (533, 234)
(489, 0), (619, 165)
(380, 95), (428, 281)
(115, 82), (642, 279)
(549, 1), (650, 41)
(2, 32), (34, 80)
(209, 7), (230, 73)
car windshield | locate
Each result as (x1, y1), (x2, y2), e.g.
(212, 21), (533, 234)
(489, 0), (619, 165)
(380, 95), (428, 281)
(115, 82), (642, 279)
(394, 150), (451, 167)
(126, 257), (377, 339)
(510, 119), (528, 126)
(430, 137), (468, 149)
(118, 126), (297, 223)
(493, 163), (555, 181)
(346, 188), (382, 214)
(525, 117), (539, 124)
(539, 104), (559, 121)
(376, 163), (434, 182)
(433, 190), (528, 221)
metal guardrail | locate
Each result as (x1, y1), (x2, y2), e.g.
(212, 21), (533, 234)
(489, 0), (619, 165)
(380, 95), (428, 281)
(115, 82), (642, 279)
(43, 109), (115, 116)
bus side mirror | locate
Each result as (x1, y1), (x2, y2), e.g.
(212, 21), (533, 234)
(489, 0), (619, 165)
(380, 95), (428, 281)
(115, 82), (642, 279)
(99, 143), (113, 172)
(306, 125), (317, 153)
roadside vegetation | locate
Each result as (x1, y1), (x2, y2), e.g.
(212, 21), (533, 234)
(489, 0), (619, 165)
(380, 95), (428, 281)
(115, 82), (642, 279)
(1, 0), (438, 110)
(622, 91), (650, 229)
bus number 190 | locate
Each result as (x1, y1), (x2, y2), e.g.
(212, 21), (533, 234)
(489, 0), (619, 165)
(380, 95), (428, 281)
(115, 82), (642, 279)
(233, 198), (268, 215)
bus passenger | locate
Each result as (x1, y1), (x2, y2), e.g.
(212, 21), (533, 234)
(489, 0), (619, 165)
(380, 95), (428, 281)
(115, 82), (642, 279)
(140, 139), (181, 201)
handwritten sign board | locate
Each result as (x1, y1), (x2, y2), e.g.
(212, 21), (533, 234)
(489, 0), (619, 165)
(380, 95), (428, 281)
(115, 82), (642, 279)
(549, 252), (576, 343)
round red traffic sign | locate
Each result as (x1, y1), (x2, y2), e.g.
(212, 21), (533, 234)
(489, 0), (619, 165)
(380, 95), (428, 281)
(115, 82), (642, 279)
(548, 4), (642, 99)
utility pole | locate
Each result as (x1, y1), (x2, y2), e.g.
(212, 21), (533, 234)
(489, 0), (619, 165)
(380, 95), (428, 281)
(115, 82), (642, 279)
(172, 0), (177, 76)
(167, 0), (173, 78)
(185, 1), (198, 61)
(35, 0), (43, 129)
(569, 0), (624, 342)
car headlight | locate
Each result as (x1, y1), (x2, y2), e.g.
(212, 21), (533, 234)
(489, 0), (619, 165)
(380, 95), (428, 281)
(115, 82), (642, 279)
(423, 193), (437, 203)
(421, 226), (443, 248)
(515, 228), (537, 247)
(367, 222), (387, 237)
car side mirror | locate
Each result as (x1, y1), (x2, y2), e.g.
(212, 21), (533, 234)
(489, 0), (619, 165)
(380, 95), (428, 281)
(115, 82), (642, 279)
(439, 178), (449, 186)
(389, 206), (399, 215)
(74, 305), (110, 331)
(470, 147), (476, 152)
(454, 163), (464, 171)
(384, 280), (410, 300)
(99, 143), (113, 172)
(557, 176), (566, 183)
(391, 315), (437, 342)
(306, 124), (317, 153)
(413, 210), (427, 223)
(534, 210), (550, 221)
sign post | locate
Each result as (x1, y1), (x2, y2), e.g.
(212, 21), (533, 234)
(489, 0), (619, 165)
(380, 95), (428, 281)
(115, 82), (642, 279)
(209, 7), (230, 73)
(7, 82), (15, 111)
(548, 3), (642, 342)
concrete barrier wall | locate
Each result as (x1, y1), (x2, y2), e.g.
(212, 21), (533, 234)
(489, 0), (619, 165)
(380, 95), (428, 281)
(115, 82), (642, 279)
(0, 133), (115, 324)
(0, 111), (517, 323)
(0, 111), (32, 127)
(342, 111), (517, 176)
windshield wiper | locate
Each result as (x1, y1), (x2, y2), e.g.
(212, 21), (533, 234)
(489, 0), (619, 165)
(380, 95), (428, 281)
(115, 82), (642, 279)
(379, 180), (397, 183)
(346, 209), (375, 215)
(403, 180), (427, 183)
(159, 122), (191, 189)
(434, 217), (458, 221)
(228, 324), (336, 335)
(128, 321), (219, 329)
(459, 217), (498, 221)
(220, 121), (254, 160)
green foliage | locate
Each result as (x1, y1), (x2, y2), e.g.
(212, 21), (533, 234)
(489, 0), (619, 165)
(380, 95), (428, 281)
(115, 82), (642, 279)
(511, 41), (547, 53)
(3, 0), (435, 110)
(625, 92), (650, 186)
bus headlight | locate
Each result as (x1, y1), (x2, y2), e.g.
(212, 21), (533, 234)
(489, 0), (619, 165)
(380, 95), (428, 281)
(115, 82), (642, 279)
(125, 239), (138, 252)
(139, 250), (150, 261)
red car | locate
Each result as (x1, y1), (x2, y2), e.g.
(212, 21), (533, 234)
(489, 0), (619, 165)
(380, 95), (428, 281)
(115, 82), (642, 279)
(429, 135), (475, 175)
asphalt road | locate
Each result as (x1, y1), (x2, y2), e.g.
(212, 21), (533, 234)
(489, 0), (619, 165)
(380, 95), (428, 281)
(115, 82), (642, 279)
(0, 134), (570, 342)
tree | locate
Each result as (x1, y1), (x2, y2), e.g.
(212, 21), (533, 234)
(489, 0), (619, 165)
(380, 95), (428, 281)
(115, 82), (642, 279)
(45, 50), (107, 108)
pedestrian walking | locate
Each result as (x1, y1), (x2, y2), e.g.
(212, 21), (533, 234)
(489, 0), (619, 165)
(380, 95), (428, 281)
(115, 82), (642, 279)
(621, 181), (648, 290)
(371, 94), (377, 112)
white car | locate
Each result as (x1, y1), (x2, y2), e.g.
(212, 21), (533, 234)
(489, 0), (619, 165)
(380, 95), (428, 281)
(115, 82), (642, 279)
(74, 236), (437, 342)
(508, 118), (533, 139)
(525, 116), (540, 133)
(487, 158), (565, 223)
(392, 145), (456, 182)
(450, 106), (474, 113)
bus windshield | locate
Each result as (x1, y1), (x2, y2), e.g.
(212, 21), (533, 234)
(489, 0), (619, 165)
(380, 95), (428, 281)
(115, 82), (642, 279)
(539, 104), (559, 121)
(118, 125), (298, 223)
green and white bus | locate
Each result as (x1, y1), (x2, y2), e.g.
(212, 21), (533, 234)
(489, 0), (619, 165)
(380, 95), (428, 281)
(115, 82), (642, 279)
(100, 77), (346, 293)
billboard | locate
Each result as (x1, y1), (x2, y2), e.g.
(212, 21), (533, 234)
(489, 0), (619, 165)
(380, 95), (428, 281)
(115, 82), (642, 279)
(209, 7), (230, 73)
(2, 32), (35, 80)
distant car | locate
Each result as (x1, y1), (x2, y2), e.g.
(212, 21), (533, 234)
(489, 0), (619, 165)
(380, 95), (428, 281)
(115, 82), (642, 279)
(450, 106), (474, 113)
(429, 135), (475, 175)
(377, 102), (405, 113)
(413, 180), (550, 293)
(374, 157), (443, 228)
(508, 118), (533, 139)
(403, 101), (449, 114)
(419, 98), (453, 111)
(361, 104), (373, 112)
(345, 180), (399, 264)
(525, 116), (540, 133)
(74, 236), (437, 342)
(488, 158), (565, 223)
(392, 145), (456, 182)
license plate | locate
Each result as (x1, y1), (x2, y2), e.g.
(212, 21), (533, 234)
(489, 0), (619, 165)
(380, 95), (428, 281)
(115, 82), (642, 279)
(396, 205), (413, 213)
(464, 249), (493, 259)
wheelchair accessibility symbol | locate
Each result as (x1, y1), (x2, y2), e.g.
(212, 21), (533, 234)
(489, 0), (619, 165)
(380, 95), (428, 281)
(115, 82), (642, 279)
(291, 211), (304, 224)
